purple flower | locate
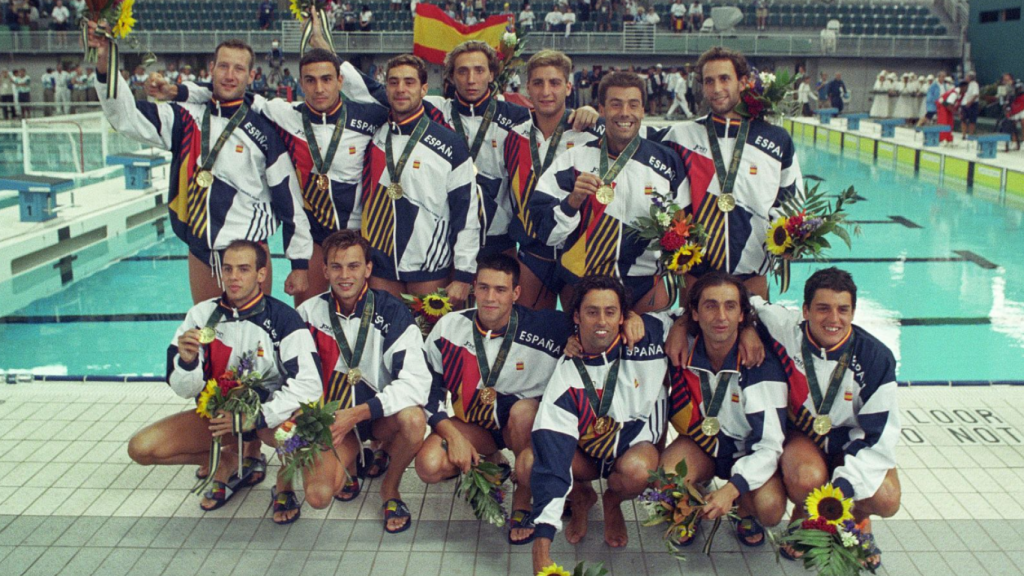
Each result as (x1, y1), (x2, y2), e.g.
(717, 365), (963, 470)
(279, 434), (309, 455)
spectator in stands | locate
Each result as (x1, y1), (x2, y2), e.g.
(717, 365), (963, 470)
(465, 11), (478, 25)
(129, 65), (148, 101)
(50, 0), (69, 31)
(545, 5), (564, 32)
(359, 4), (373, 31)
(69, 0), (85, 21)
(798, 76), (813, 117)
(961, 72), (979, 139)
(0, 70), (13, 120)
(278, 67), (298, 101)
(827, 72), (847, 114)
(563, 5), (576, 36)
(330, 1), (345, 30)
(623, 0), (638, 22)
(519, 2), (536, 32)
(670, 0), (687, 33)
(815, 72), (828, 108)
(165, 63), (179, 85)
(594, 0), (611, 31)
(643, 6), (660, 27)
(258, 0), (275, 30)
(178, 65), (196, 84)
(688, 0), (703, 31)
(755, 0), (769, 31)
(197, 68), (210, 83)
(577, 0), (590, 22)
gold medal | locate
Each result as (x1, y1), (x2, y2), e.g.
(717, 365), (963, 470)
(593, 415), (615, 436)
(717, 193), (736, 212)
(386, 182), (404, 200)
(317, 173), (330, 192)
(701, 416), (721, 437)
(595, 184), (615, 205)
(347, 367), (362, 385)
(198, 326), (216, 344)
(813, 414), (832, 436)
(195, 170), (214, 188)
(478, 386), (497, 405)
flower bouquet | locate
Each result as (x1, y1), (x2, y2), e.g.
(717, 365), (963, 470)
(536, 561), (609, 576)
(629, 189), (708, 278)
(495, 20), (527, 93)
(275, 399), (342, 482)
(736, 69), (800, 120)
(765, 176), (860, 293)
(402, 288), (454, 338)
(81, 0), (140, 98)
(455, 461), (508, 527)
(780, 484), (878, 575)
(192, 351), (272, 494)
(290, 0), (334, 53)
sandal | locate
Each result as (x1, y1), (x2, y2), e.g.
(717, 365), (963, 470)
(382, 498), (412, 534)
(671, 522), (700, 549)
(507, 509), (535, 545)
(366, 449), (390, 479)
(195, 466), (209, 480)
(235, 455), (267, 487)
(334, 475), (362, 502)
(200, 481), (238, 511)
(730, 515), (766, 548)
(271, 487), (302, 525)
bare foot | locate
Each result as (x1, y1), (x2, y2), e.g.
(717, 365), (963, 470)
(564, 483), (598, 544)
(602, 491), (628, 548)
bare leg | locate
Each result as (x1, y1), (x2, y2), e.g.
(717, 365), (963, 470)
(517, 256), (559, 311)
(504, 399), (540, 543)
(415, 419), (500, 484)
(127, 410), (215, 467)
(779, 432), (829, 557)
(631, 279), (671, 314)
(564, 450), (600, 544)
(373, 407), (427, 532)
(603, 442), (659, 548)
(369, 276), (405, 300)
(736, 473), (787, 544)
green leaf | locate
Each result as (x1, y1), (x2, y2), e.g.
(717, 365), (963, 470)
(673, 459), (688, 479)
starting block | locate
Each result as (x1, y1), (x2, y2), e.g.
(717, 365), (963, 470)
(917, 125), (951, 147)
(875, 118), (905, 138)
(842, 113), (869, 131)
(968, 134), (1012, 159)
(107, 153), (169, 190)
(0, 174), (75, 223)
(815, 108), (839, 125)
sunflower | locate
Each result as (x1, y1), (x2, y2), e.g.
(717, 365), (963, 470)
(666, 244), (702, 273)
(111, 0), (136, 39)
(195, 379), (218, 419)
(805, 483), (854, 526)
(289, 0), (308, 20)
(421, 293), (452, 320)
(766, 217), (793, 256)
(536, 564), (571, 576)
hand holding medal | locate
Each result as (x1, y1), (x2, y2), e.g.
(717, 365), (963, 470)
(568, 172), (602, 209)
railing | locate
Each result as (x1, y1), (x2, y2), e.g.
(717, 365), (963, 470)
(0, 29), (962, 59)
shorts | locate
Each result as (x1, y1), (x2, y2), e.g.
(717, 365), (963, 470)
(756, 7), (768, 17)
(308, 214), (340, 246)
(925, 111), (936, 120)
(517, 248), (567, 295)
(580, 451), (618, 479)
(480, 234), (516, 258)
(451, 391), (522, 450)
(962, 102), (979, 123)
(370, 247), (449, 283)
(713, 453), (741, 481)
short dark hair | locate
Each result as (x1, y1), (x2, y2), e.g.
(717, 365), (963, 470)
(214, 39), (256, 71)
(300, 48), (341, 76)
(686, 271), (754, 336)
(597, 71), (647, 108)
(803, 267), (857, 309)
(570, 275), (629, 316)
(476, 253), (520, 287)
(386, 54), (428, 85)
(695, 46), (750, 85)
(322, 229), (371, 264)
(224, 239), (267, 270)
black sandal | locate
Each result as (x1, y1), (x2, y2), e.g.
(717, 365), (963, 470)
(271, 487), (302, 525)
(200, 481), (238, 511)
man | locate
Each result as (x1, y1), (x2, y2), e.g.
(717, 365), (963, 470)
(828, 72), (847, 115)
(527, 275), (674, 572)
(165, 62), (179, 85)
(257, 0), (275, 29)
(546, 5), (565, 32)
(755, 0), (769, 31)
(41, 67), (56, 116)
(162, 39), (388, 307)
(917, 71), (943, 127)
(663, 272), (788, 547)
(815, 71), (829, 108)
(13, 69), (30, 118)
(361, 54), (479, 307)
(647, 64), (666, 116)
(657, 47), (803, 300)
(961, 71), (980, 138)
(129, 65), (148, 101)
(297, 229), (430, 532)
(89, 25), (312, 305)
(50, 0), (70, 31)
(665, 67), (693, 119)
(527, 71), (691, 313)
(126, 240), (324, 513)
(54, 63), (71, 115)
(751, 267), (900, 568)
(798, 76), (813, 117)
(670, 0), (687, 32)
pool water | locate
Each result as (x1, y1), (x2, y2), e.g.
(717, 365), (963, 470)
(1, 143), (1023, 381)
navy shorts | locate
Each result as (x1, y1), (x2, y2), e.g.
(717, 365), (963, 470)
(517, 248), (567, 295)
(962, 102), (979, 124)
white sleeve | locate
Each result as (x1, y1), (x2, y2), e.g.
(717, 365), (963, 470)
(96, 72), (177, 150)
(259, 327), (324, 429)
(366, 322), (433, 419)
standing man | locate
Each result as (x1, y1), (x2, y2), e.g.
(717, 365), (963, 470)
(527, 71), (691, 313)
(41, 67), (56, 116)
(126, 240), (324, 512)
(89, 24), (312, 304)
(297, 229), (431, 532)
(665, 67), (693, 119)
(815, 71), (829, 109)
(798, 76), (813, 117)
(54, 63), (71, 115)
(828, 72), (847, 115)
(961, 71), (979, 139)
(918, 71), (944, 127)
(361, 54), (480, 307)
(657, 47), (803, 300)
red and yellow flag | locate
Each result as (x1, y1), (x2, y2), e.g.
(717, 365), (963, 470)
(413, 4), (512, 65)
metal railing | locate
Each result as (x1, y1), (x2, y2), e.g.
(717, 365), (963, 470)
(0, 28), (962, 59)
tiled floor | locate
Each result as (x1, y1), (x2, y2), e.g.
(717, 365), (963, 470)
(2, 382), (1024, 575)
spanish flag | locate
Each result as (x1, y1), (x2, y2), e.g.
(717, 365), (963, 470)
(413, 4), (513, 65)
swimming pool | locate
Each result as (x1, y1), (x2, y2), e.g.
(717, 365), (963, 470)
(1, 141), (1023, 381)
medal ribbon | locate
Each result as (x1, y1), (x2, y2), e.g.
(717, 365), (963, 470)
(302, 103), (347, 180)
(450, 94), (498, 160)
(598, 134), (641, 187)
(471, 310), (519, 400)
(698, 118), (750, 271)
(188, 102), (249, 237)
(329, 290), (376, 378)
(571, 356), (620, 419)
(200, 296), (267, 334)
(199, 101), (251, 178)
(697, 370), (731, 420)
(800, 330), (854, 420)
(385, 115), (430, 188)
(529, 110), (570, 174)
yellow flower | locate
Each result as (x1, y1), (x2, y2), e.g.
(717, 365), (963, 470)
(667, 244), (702, 273)
(111, 0), (136, 39)
(421, 293), (452, 319)
(289, 0), (304, 20)
(766, 217), (793, 256)
(195, 379), (218, 419)
(536, 564), (571, 576)
(806, 483), (854, 526)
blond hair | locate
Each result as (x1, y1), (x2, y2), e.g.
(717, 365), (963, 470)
(526, 50), (572, 83)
